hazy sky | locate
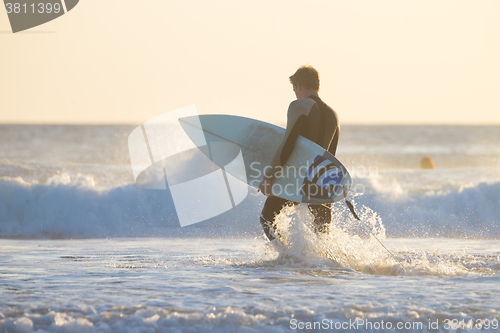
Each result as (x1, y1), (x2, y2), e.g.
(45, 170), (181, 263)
(1, 0), (499, 125)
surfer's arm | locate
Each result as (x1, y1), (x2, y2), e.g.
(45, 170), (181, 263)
(264, 101), (307, 180)
(327, 127), (339, 156)
(258, 99), (313, 196)
(258, 107), (301, 196)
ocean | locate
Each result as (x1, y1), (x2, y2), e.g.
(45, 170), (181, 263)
(1, 124), (499, 332)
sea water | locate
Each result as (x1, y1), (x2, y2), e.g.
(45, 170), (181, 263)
(0, 125), (499, 332)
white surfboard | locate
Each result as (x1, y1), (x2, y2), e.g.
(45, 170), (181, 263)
(179, 115), (352, 204)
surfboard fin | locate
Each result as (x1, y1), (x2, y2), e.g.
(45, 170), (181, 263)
(345, 199), (360, 221)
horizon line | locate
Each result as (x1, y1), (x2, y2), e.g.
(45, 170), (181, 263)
(2, 121), (500, 126)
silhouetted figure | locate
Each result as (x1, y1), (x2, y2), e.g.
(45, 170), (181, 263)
(258, 66), (339, 241)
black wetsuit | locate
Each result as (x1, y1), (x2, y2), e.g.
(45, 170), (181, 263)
(260, 95), (340, 241)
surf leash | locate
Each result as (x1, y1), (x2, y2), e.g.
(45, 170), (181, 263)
(321, 196), (406, 272)
(344, 200), (406, 272)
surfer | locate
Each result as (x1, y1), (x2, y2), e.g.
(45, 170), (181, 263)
(258, 65), (340, 241)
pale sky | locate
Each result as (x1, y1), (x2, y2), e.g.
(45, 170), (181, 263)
(1, 0), (499, 125)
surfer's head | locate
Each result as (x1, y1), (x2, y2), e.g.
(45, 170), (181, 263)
(289, 65), (320, 99)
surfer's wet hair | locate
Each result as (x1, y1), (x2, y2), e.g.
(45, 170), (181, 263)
(289, 65), (320, 91)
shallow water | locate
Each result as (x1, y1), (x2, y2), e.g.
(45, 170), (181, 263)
(1, 124), (499, 332)
(1, 236), (499, 332)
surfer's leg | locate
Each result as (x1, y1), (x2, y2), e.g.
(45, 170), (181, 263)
(260, 196), (295, 241)
(307, 203), (332, 234)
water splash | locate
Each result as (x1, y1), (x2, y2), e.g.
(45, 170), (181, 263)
(252, 202), (499, 278)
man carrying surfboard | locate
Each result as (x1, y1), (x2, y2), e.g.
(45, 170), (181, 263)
(258, 65), (340, 241)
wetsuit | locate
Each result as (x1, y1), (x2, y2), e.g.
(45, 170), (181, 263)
(260, 95), (340, 241)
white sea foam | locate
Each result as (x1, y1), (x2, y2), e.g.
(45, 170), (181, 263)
(355, 174), (500, 238)
(0, 174), (264, 239)
(1, 238), (499, 333)
(2, 125), (500, 332)
(1, 171), (499, 239)
(249, 203), (495, 277)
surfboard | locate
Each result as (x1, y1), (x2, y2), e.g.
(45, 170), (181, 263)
(179, 115), (352, 204)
